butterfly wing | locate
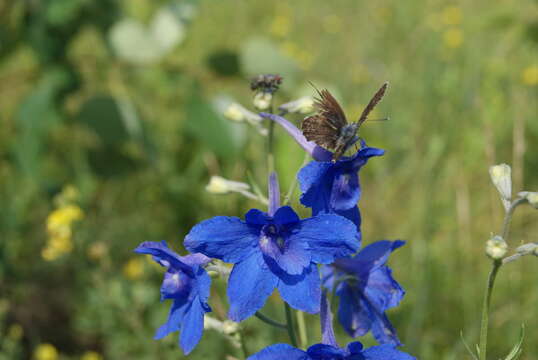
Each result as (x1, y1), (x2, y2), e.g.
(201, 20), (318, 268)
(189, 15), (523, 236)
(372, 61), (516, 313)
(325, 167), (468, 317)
(301, 89), (348, 150)
(356, 82), (388, 127)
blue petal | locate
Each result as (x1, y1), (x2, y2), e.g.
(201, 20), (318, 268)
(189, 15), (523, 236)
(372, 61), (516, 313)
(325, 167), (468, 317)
(294, 214), (359, 264)
(320, 292), (338, 347)
(337, 283), (372, 338)
(278, 263), (321, 314)
(185, 216), (259, 263)
(195, 267), (212, 303)
(330, 171), (360, 211)
(245, 209), (270, 226)
(260, 232), (311, 275)
(247, 344), (308, 360)
(161, 268), (192, 300)
(179, 298), (208, 355)
(335, 206), (362, 242)
(306, 344), (346, 358)
(154, 297), (189, 340)
(273, 206), (300, 225)
(227, 251), (278, 321)
(135, 241), (192, 274)
(364, 267), (405, 311)
(368, 305), (402, 347)
(361, 344), (416, 360)
(351, 146), (385, 171)
(268, 172), (280, 216)
(346, 342), (364, 354)
(180, 253), (212, 267)
(335, 240), (405, 278)
(298, 161), (333, 213)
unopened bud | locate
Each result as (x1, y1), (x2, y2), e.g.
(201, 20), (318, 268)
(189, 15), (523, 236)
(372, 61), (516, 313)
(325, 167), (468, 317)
(486, 235), (508, 260)
(515, 242), (538, 256)
(278, 96), (315, 114)
(518, 191), (538, 209)
(223, 103), (247, 122)
(253, 92), (272, 110)
(489, 164), (512, 211)
(206, 176), (250, 195)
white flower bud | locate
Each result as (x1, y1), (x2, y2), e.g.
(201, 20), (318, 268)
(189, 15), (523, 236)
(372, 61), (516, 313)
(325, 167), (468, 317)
(223, 103), (246, 122)
(486, 235), (508, 260)
(518, 191), (538, 209)
(253, 92), (272, 110)
(206, 176), (250, 195)
(515, 242), (538, 255)
(278, 96), (315, 114)
(489, 164), (512, 211)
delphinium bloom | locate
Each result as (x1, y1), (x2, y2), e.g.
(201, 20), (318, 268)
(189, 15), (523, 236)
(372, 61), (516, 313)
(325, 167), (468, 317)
(185, 173), (359, 321)
(322, 240), (406, 346)
(248, 291), (415, 360)
(259, 113), (383, 231)
(134, 241), (211, 354)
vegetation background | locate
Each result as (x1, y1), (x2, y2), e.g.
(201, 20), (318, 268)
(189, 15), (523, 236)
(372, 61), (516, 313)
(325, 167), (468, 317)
(1, 0), (537, 359)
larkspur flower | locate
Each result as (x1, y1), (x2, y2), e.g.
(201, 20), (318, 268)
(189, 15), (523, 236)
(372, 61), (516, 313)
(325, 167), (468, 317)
(259, 113), (383, 231)
(185, 173), (359, 321)
(248, 291), (415, 360)
(134, 241), (212, 354)
(322, 240), (406, 346)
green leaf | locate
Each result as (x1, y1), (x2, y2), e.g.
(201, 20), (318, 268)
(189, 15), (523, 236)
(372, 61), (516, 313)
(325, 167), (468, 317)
(459, 331), (478, 360)
(77, 96), (129, 146)
(504, 324), (525, 360)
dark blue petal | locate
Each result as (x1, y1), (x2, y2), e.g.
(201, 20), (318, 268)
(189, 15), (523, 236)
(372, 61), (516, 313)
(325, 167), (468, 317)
(361, 344), (415, 360)
(298, 161), (333, 212)
(351, 147), (385, 171)
(335, 206), (361, 233)
(346, 342), (364, 354)
(227, 251), (278, 321)
(195, 267), (212, 303)
(294, 214), (359, 264)
(306, 344), (346, 358)
(185, 216), (259, 263)
(161, 268), (192, 300)
(330, 171), (360, 211)
(335, 240), (405, 278)
(247, 343), (309, 360)
(135, 241), (192, 274)
(278, 263), (321, 314)
(245, 209), (270, 226)
(154, 297), (189, 340)
(273, 206), (301, 225)
(364, 267), (405, 311)
(368, 305), (402, 347)
(179, 298), (208, 355)
(320, 292), (338, 347)
(337, 283), (372, 338)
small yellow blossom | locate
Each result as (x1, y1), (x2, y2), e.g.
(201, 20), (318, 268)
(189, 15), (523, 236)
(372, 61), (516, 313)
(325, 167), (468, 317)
(269, 15), (291, 38)
(81, 351), (103, 360)
(443, 28), (463, 48)
(87, 242), (107, 261)
(123, 258), (145, 280)
(34, 343), (59, 360)
(521, 65), (538, 86)
(8, 324), (23, 340)
(322, 15), (343, 34)
(54, 185), (80, 207)
(47, 205), (84, 232)
(441, 6), (462, 26)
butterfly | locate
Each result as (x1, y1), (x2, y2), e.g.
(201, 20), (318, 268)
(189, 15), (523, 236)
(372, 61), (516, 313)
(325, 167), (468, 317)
(302, 82), (388, 162)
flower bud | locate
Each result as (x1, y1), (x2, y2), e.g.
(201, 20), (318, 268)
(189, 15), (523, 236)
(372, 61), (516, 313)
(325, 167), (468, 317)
(253, 92), (272, 110)
(486, 235), (508, 260)
(518, 191), (538, 209)
(205, 176), (250, 195)
(489, 164), (512, 211)
(223, 103), (246, 122)
(278, 96), (315, 114)
(515, 242), (538, 256)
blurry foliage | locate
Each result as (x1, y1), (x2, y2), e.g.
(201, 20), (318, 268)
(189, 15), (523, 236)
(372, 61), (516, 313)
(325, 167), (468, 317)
(0, 0), (537, 359)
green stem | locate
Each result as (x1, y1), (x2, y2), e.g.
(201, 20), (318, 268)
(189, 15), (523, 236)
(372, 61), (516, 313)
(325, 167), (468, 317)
(284, 303), (298, 347)
(254, 311), (287, 329)
(239, 328), (249, 359)
(296, 310), (308, 349)
(283, 152), (310, 206)
(477, 198), (525, 360)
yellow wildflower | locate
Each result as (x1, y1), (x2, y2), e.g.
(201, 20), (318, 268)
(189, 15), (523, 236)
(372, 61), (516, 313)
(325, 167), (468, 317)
(81, 351), (103, 360)
(443, 28), (463, 48)
(47, 205), (84, 232)
(441, 6), (462, 26)
(521, 65), (538, 86)
(322, 15), (343, 34)
(34, 343), (58, 360)
(123, 258), (145, 280)
(269, 15), (291, 38)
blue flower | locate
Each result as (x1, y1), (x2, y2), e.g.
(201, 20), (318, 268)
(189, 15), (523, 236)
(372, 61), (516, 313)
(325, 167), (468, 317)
(185, 173), (359, 321)
(259, 113), (383, 230)
(134, 241), (212, 355)
(322, 240), (406, 346)
(248, 291), (415, 360)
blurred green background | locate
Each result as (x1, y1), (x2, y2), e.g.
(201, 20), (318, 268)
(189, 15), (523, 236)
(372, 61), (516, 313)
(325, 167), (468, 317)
(1, 0), (537, 359)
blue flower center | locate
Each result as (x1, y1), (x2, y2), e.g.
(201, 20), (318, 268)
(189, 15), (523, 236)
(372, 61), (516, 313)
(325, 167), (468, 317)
(260, 224), (286, 252)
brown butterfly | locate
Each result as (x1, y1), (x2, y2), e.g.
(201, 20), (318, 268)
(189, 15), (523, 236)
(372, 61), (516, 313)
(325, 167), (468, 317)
(302, 82), (388, 162)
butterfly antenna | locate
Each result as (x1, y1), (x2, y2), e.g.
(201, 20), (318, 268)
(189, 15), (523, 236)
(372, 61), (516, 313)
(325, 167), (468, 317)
(357, 82), (389, 126)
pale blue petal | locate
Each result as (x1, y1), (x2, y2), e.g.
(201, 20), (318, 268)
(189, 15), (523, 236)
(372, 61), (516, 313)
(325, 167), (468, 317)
(320, 292), (338, 347)
(179, 298), (208, 355)
(330, 171), (360, 211)
(278, 263), (321, 314)
(247, 344), (308, 360)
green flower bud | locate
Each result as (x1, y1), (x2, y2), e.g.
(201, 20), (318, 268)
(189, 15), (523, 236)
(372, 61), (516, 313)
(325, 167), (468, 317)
(486, 235), (508, 260)
(518, 191), (538, 209)
(489, 164), (512, 211)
